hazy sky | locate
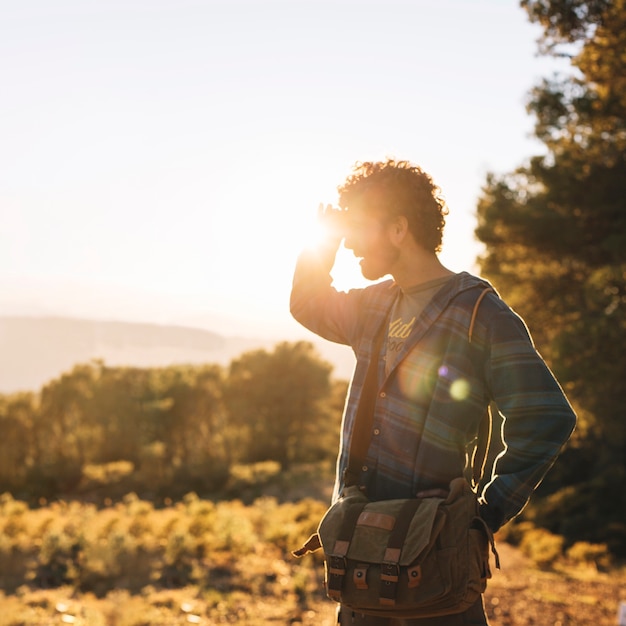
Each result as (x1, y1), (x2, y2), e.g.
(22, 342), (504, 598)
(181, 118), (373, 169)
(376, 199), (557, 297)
(0, 0), (564, 338)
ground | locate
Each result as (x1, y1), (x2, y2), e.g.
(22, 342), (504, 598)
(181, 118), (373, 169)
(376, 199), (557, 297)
(296, 542), (626, 626)
(482, 542), (625, 626)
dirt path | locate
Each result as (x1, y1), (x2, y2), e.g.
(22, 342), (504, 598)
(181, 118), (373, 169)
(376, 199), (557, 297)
(484, 543), (626, 625)
(301, 542), (626, 626)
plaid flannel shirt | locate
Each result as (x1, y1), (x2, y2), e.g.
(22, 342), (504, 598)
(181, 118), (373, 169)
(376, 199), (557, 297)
(290, 246), (576, 531)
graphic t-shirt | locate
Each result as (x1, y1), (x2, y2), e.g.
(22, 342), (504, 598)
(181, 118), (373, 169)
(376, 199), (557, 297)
(385, 274), (455, 375)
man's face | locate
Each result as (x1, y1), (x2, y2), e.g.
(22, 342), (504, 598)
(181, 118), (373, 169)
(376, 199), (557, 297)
(343, 209), (399, 281)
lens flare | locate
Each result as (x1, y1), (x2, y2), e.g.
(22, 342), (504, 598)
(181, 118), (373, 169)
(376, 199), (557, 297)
(449, 378), (471, 401)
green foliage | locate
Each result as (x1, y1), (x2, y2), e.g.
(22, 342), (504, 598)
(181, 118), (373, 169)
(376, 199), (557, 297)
(527, 465), (626, 556)
(566, 541), (612, 570)
(521, 0), (612, 52)
(498, 518), (613, 571)
(0, 393), (38, 493)
(224, 341), (335, 468)
(476, 0), (626, 554)
(224, 461), (283, 499)
(520, 525), (566, 569)
(0, 341), (338, 502)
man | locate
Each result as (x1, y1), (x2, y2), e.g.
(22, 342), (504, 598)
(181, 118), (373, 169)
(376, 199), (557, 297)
(290, 159), (576, 625)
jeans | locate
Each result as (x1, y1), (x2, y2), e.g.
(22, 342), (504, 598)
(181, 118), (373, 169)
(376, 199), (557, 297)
(337, 596), (489, 625)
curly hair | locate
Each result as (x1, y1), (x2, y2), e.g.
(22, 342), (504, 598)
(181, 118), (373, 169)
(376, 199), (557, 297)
(337, 159), (449, 253)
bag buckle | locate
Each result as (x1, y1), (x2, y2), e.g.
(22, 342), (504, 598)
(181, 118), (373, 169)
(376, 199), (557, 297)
(326, 555), (347, 601)
(380, 561), (399, 583)
(379, 561), (400, 606)
(328, 555), (347, 576)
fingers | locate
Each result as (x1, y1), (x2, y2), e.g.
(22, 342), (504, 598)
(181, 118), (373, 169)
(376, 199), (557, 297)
(317, 203), (336, 219)
(316, 203), (346, 245)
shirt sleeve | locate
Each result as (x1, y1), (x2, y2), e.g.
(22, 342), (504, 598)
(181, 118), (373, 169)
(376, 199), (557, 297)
(478, 309), (577, 532)
(290, 244), (365, 347)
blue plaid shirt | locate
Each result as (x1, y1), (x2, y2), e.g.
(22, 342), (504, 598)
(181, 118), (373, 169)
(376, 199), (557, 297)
(290, 246), (576, 531)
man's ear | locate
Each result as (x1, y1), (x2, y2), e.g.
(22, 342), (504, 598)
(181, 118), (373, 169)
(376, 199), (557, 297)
(388, 215), (409, 245)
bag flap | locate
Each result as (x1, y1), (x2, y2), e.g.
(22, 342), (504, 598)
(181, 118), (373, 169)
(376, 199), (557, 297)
(318, 492), (445, 566)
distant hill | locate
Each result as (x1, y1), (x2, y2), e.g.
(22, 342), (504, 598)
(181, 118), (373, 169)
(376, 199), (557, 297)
(0, 316), (355, 393)
(0, 316), (276, 393)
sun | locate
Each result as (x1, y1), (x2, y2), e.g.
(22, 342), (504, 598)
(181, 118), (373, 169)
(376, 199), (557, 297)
(290, 208), (372, 294)
(330, 244), (371, 292)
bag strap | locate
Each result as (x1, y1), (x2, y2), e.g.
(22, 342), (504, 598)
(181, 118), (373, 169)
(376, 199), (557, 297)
(379, 498), (422, 606)
(346, 285), (495, 493)
(325, 500), (369, 601)
(343, 317), (388, 489)
(468, 286), (492, 343)
(469, 287), (495, 489)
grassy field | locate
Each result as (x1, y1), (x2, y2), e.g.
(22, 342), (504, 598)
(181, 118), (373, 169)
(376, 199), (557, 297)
(1, 463), (624, 625)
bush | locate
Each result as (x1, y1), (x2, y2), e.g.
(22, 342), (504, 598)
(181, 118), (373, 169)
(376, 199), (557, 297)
(519, 526), (565, 569)
(566, 541), (613, 571)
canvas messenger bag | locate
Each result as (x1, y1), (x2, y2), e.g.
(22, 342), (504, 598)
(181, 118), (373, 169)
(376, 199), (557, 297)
(292, 287), (500, 618)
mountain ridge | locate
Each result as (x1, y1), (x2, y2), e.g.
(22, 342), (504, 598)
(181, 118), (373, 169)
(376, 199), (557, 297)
(0, 315), (354, 393)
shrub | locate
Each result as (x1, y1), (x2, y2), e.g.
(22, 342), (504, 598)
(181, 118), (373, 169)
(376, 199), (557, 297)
(519, 526), (565, 568)
(566, 541), (612, 571)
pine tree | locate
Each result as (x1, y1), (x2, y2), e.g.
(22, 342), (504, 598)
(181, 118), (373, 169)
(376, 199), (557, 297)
(476, 0), (626, 554)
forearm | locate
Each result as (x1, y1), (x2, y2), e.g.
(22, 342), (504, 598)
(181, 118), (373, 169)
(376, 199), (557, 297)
(290, 243), (357, 345)
(478, 313), (577, 531)
(290, 242), (337, 322)
(479, 397), (576, 531)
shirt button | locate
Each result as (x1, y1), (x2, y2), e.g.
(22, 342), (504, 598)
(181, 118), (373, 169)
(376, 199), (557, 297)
(380, 391), (386, 398)
(373, 428), (380, 436)
(362, 465), (368, 472)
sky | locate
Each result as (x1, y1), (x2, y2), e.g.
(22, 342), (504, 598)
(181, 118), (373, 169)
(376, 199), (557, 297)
(0, 0), (566, 340)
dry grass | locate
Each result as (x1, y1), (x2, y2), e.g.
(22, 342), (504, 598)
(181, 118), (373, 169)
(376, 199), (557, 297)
(1, 464), (625, 626)
(0, 585), (338, 625)
(0, 482), (337, 625)
(485, 542), (626, 625)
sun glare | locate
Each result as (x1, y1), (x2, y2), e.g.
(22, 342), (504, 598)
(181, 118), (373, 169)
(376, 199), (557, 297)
(331, 245), (369, 292)
(297, 214), (327, 251)
(291, 209), (369, 294)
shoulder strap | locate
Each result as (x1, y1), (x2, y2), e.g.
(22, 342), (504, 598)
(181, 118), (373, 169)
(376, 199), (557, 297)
(469, 286), (493, 344)
(469, 287), (494, 490)
(343, 319), (387, 489)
